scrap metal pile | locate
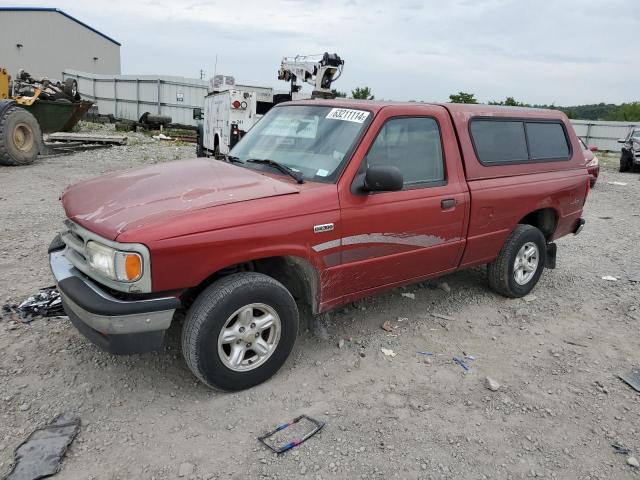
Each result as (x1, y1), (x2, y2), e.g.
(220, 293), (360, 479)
(10, 69), (80, 103)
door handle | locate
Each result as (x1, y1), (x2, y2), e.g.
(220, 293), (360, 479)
(441, 198), (456, 210)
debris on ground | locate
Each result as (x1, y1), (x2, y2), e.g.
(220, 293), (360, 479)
(437, 282), (451, 293)
(381, 348), (397, 357)
(5, 413), (80, 480)
(628, 457), (640, 469)
(484, 377), (500, 391)
(618, 368), (640, 392)
(381, 320), (394, 332)
(397, 316), (408, 322)
(612, 443), (632, 455)
(453, 357), (470, 371)
(337, 338), (345, 349)
(401, 292), (415, 299)
(258, 415), (325, 454)
(523, 294), (537, 302)
(563, 339), (587, 348)
(431, 313), (455, 322)
(601, 275), (618, 281)
(417, 351), (434, 356)
(2, 287), (64, 322)
(628, 272), (640, 283)
(152, 133), (172, 141)
(608, 181), (628, 186)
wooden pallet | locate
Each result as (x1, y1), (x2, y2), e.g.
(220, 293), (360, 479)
(46, 132), (128, 145)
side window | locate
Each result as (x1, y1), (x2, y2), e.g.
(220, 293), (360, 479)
(526, 122), (570, 160)
(470, 120), (528, 164)
(367, 117), (445, 187)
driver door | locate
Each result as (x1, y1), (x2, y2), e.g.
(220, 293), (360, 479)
(334, 106), (468, 296)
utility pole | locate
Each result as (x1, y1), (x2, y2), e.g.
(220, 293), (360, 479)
(199, 69), (206, 80)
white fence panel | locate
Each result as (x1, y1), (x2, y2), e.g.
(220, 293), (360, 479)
(63, 70), (210, 126)
(570, 120), (640, 151)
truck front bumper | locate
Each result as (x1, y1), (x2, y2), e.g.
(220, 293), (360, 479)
(49, 248), (180, 355)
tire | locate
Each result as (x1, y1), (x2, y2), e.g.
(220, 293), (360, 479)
(0, 106), (42, 166)
(63, 78), (78, 98)
(213, 136), (220, 158)
(488, 224), (547, 298)
(620, 152), (632, 172)
(196, 124), (205, 157)
(182, 273), (299, 391)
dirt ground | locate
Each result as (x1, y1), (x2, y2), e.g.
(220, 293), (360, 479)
(1, 129), (639, 480)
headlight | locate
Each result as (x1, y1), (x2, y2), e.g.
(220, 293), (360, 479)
(586, 156), (599, 168)
(86, 241), (143, 282)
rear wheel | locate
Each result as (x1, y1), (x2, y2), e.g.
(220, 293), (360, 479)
(488, 224), (547, 298)
(0, 106), (41, 166)
(182, 273), (299, 391)
(620, 151), (633, 172)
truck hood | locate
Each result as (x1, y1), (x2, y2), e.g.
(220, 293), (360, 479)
(62, 158), (300, 240)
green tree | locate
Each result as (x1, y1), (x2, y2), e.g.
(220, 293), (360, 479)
(331, 88), (347, 98)
(489, 96), (529, 107)
(351, 86), (375, 100)
(606, 102), (640, 122)
(449, 92), (478, 104)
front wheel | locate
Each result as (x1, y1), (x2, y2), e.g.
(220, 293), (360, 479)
(182, 273), (299, 391)
(488, 224), (547, 298)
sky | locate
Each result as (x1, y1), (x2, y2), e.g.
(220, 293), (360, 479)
(5, 0), (640, 105)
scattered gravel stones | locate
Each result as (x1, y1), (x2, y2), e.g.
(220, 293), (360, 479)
(484, 377), (501, 392)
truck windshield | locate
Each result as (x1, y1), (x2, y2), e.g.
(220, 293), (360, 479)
(229, 105), (372, 182)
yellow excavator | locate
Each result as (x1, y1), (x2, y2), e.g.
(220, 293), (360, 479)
(0, 68), (91, 166)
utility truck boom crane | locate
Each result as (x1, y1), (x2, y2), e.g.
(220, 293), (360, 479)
(278, 52), (344, 99)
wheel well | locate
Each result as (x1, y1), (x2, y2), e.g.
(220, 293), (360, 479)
(518, 208), (557, 238)
(184, 256), (319, 314)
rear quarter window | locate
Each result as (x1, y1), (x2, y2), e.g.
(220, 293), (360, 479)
(526, 122), (570, 160)
(470, 118), (571, 165)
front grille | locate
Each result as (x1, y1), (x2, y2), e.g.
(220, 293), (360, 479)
(61, 221), (91, 276)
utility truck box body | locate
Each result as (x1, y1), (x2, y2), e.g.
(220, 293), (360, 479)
(202, 89), (258, 155)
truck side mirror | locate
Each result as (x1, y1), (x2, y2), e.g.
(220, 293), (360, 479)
(589, 146), (598, 152)
(363, 165), (403, 192)
(618, 138), (627, 143)
(193, 107), (203, 120)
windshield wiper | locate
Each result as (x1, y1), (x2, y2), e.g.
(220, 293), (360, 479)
(221, 154), (243, 164)
(246, 158), (305, 184)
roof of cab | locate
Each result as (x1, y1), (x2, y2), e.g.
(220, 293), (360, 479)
(284, 98), (568, 120)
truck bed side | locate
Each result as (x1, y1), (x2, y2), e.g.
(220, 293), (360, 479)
(441, 103), (590, 268)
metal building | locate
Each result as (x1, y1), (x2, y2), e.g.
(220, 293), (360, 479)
(0, 7), (121, 81)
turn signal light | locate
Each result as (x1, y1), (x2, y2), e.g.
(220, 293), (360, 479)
(124, 254), (142, 281)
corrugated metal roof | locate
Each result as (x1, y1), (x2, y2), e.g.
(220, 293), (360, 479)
(0, 7), (121, 46)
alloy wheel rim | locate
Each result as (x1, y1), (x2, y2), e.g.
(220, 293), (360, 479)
(217, 303), (281, 372)
(513, 241), (539, 285)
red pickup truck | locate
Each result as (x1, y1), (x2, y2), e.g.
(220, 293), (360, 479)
(49, 100), (589, 390)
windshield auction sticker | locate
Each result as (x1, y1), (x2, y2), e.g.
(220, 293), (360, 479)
(325, 108), (370, 123)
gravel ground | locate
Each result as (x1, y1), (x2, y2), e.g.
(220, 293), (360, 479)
(1, 129), (639, 479)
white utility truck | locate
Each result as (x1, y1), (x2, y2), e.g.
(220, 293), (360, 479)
(195, 53), (344, 157)
(202, 88), (258, 156)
